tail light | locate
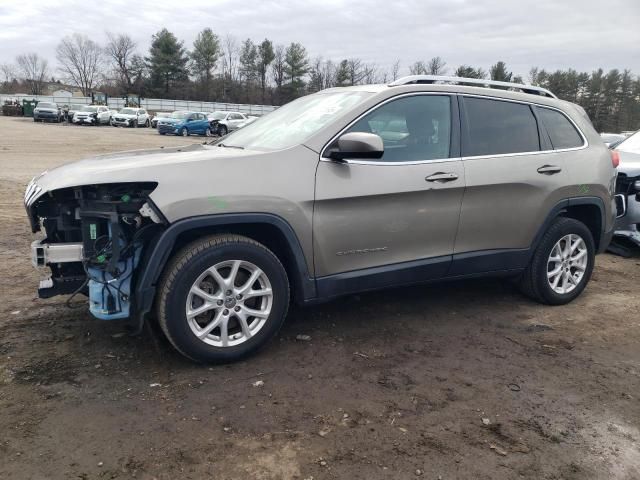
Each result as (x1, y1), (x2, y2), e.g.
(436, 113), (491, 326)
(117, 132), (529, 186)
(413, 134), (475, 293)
(611, 150), (620, 168)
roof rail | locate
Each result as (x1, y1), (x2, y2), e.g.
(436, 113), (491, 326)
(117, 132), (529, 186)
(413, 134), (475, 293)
(388, 75), (557, 99)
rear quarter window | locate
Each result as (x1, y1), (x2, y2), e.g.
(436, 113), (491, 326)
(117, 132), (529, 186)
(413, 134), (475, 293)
(536, 107), (584, 150)
(463, 97), (540, 156)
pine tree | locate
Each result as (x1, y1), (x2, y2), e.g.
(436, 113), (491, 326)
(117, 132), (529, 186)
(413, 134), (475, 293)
(146, 28), (189, 97)
(190, 28), (220, 101)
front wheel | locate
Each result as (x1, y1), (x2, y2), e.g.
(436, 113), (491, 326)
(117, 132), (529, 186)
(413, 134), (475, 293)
(180, 128), (189, 137)
(145, 119), (150, 128)
(157, 235), (290, 363)
(519, 217), (595, 305)
(217, 124), (227, 136)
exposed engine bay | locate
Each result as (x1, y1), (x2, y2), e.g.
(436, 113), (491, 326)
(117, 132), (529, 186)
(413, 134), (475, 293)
(27, 182), (163, 321)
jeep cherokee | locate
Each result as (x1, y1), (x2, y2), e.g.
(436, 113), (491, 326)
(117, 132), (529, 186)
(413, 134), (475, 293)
(25, 75), (617, 363)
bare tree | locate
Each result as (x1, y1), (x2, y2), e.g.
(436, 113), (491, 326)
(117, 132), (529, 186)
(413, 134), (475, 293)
(391, 59), (401, 81)
(1, 63), (15, 83)
(15, 53), (49, 95)
(105, 32), (137, 90)
(271, 44), (286, 89)
(409, 61), (427, 75)
(56, 34), (104, 96)
(427, 56), (446, 75)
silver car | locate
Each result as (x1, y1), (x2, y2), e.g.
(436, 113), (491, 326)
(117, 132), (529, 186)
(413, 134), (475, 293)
(25, 75), (616, 363)
(613, 130), (640, 246)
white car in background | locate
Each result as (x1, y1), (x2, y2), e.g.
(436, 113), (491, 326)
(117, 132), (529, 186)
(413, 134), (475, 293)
(67, 103), (86, 121)
(207, 111), (257, 136)
(72, 105), (112, 125)
(111, 107), (151, 128)
(151, 111), (172, 128)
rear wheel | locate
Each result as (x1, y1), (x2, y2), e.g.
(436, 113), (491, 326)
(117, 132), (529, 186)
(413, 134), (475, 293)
(519, 217), (595, 305)
(157, 235), (290, 363)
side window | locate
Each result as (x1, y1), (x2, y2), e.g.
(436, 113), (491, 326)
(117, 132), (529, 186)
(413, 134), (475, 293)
(463, 97), (540, 156)
(537, 107), (583, 149)
(345, 95), (451, 162)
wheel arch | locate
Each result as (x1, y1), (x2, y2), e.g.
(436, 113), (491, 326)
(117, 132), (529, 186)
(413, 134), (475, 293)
(133, 213), (316, 328)
(531, 197), (606, 255)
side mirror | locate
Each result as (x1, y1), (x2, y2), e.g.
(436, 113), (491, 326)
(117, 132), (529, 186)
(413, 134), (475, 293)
(328, 132), (384, 161)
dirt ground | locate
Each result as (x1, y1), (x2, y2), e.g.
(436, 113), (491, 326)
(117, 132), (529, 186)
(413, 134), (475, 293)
(1, 116), (639, 480)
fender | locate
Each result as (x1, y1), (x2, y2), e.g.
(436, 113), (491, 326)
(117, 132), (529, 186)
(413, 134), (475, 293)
(132, 213), (316, 330)
(530, 196), (607, 256)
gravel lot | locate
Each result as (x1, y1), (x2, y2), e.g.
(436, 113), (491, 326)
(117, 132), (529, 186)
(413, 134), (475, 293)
(1, 116), (639, 479)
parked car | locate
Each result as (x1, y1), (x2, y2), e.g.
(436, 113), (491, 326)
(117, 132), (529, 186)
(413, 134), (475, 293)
(600, 132), (626, 148)
(613, 130), (640, 247)
(235, 116), (259, 130)
(72, 105), (112, 126)
(24, 75), (616, 363)
(207, 111), (256, 136)
(157, 111), (213, 136)
(33, 102), (63, 122)
(151, 111), (172, 128)
(67, 104), (86, 122)
(111, 107), (150, 128)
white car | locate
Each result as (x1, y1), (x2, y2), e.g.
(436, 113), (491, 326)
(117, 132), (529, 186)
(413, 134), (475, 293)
(207, 111), (256, 136)
(111, 107), (151, 128)
(67, 104), (86, 121)
(151, 112), (172, 128)
(72, 105), (112, 126)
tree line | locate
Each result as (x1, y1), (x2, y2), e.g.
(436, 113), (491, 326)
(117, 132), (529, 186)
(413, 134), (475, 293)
(1, 29), (639, 133)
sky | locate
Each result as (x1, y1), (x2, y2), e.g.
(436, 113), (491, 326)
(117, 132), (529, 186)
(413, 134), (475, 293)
(1, 0), (639, 79)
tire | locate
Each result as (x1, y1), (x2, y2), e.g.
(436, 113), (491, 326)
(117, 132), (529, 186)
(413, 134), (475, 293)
(217, 124), (227, 136)
(145, 119), (150, 128)
(519, 217), (595, 305)
(180, 128), (189, 137)
(157, 234), (290, 363)
(205, 127), (213, 137)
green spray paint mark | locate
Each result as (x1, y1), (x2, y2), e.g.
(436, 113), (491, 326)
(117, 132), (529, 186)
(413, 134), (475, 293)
(207, 197), (229, 209)
(578, 184), (590, 194)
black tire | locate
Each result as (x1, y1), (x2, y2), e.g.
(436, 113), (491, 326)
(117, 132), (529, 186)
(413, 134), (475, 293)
(217, 124), (227, 136)
(180, 128), (189, 137)
(519, 217), (595, 305)
(157, 234), (290, 363)
(145, 119), (150, 128)
(205, 127), (213, 137)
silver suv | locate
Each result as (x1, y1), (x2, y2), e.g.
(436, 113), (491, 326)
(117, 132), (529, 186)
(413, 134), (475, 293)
(25, 75), (617, 363)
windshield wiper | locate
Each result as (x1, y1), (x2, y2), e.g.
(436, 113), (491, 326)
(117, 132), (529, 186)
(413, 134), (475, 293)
(217, 143), (244, 149)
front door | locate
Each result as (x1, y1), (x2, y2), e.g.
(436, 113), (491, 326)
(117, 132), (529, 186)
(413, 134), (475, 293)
(313, 94), (465, 287)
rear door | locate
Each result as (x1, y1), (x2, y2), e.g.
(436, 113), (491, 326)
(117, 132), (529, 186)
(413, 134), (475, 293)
(453, 95), (569, 273)
(314, 93), (465, 280)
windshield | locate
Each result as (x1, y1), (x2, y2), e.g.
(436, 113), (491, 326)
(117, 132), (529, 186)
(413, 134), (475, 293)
(120, 108), (137, 115)
(81, 106), (97, 112)
(616, 131), (640, 154)
(209, 112), (227, 120)
(171, 111), (189, 119)
(217, 91), (373, 151)
(37, 102), (56, 108)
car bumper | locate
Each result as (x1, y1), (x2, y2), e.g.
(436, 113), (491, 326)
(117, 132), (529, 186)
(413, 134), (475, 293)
(73, 116), (96, 124)
(158, 124), (179, 135)
(34, 112), (59, 120)
(112, 118), (133, 126)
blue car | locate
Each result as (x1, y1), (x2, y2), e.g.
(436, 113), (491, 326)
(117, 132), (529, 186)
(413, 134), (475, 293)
(157, 111), (213, 137)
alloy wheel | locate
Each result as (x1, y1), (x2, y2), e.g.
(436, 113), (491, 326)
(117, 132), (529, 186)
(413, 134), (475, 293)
(546, 234), (588, 294)
(185, 260), (273, 347)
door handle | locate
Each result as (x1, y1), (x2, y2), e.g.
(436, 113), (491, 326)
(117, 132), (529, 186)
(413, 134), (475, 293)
(425, 172), (459, 182)
(537, 165), (562, 175)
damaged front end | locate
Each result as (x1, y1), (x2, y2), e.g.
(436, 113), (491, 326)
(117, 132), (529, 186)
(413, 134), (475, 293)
(26, 181), (165, 323)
